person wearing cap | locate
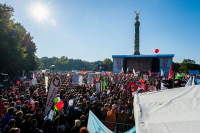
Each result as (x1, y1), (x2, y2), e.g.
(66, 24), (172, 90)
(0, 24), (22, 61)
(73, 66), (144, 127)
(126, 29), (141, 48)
(20, 113), (32, 133)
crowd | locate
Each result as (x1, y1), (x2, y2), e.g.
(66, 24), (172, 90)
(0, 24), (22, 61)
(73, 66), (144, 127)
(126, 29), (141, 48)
(0, 71), (188, 133)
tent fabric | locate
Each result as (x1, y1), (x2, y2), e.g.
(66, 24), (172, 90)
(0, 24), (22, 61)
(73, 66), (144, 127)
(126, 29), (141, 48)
(87, 111), (136, 133)
(134, 85), (200, 133)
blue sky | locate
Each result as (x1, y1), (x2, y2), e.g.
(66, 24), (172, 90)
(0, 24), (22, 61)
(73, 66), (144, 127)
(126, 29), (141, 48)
(1, 0), (200, 63)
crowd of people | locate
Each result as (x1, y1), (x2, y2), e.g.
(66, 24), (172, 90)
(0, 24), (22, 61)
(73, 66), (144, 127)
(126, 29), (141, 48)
(0, 71), (189, 133)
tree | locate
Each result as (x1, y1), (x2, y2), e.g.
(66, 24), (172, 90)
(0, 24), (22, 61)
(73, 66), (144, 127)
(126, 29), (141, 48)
(172, 62), (180, 72)
(179, 59), (196, 73)
(103, 58), (113, 71)
(0, 3), (38, 74)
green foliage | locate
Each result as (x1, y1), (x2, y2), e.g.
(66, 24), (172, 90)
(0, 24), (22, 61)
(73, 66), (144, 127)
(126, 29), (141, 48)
(103, 58), (113, 71)
(172, 62), (181, 72)
(38, 57), (113, 71)
(179, 59), (197, 73)
(0, 3), (38, 74)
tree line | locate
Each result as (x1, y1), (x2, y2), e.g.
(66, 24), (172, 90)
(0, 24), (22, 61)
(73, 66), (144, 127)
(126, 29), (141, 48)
(173, 59), (200, 73)
(0, 3), (38, 75)
(38, 56), (113, 71)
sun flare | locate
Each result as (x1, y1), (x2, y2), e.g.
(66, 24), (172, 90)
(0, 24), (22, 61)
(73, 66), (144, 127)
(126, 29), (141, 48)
(31, 4), (48, 21)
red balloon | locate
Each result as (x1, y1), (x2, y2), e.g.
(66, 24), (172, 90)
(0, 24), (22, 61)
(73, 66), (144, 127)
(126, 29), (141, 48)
(140, 79), (143, 83)
(56, 101), (64, 111)
(17, 81), (20, 85)
(155, 49), (159, 53)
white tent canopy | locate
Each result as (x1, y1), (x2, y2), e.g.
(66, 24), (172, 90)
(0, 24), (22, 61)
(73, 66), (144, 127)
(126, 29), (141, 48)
(134, 85), (200, 133)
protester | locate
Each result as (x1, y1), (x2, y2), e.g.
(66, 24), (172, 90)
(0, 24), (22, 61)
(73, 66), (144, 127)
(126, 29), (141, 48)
(1, 70), (189, 133)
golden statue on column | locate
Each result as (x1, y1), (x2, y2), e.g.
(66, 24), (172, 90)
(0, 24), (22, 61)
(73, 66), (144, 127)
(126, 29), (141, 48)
(134, 10), (141, 21)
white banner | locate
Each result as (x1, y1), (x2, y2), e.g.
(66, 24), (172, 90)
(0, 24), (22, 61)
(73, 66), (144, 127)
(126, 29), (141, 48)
(79, 75), (83, 85)
(45, 75), (61, 115)
(87, 74), (93, 84)
(96, 83), (100, 93)
(45, 76), (49, 89)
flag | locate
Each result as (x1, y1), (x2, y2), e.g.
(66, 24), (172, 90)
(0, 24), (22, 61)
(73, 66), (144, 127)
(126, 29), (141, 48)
(92, 78), (94, 87)
(185, 71), (188, 80)
(103, 79), (106, 92)
(133, 68), (136, 75)
(30, 98), (35, 107)
(121, 68), (124, 74)
(192, 76), (195, 86)
(111, 72), (113, 76)
(161, 69), (164, 76)
(33, 73), (36, 79)
(168, 65), (173, 79)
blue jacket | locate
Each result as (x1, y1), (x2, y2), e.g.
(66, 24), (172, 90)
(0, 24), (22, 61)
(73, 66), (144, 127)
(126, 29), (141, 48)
(1, 113), (13, 129)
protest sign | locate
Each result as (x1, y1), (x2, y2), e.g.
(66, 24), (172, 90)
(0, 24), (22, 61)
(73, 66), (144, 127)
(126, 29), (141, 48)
(72, 74), (79, 85)
(79, 75), (83, 85)
(45, 76), (49, 89)
(48, 110), (54, 121)
(144, 75), (148, 81)
(32, 78), (37, 85)
(45, 75), (61, 115)
(87, 74), (93, 84)
(96, 83), (100, 93)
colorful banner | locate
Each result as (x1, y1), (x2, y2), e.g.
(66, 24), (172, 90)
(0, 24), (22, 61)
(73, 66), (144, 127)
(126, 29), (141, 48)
(45, 75), (61, 115)
(113, 58), (124, 74)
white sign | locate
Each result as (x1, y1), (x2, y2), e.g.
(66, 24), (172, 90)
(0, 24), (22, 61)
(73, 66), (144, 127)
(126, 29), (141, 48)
(45, 75), (61, 115)
(69, 99), (73, 106)
(144, 75), (148, 81)
(96, 83), (100, 93)
(79, 75), (83, 85)
(48, 110), (54, 121)
(87, 74), (93, 84)
(32, 78), (37, 85)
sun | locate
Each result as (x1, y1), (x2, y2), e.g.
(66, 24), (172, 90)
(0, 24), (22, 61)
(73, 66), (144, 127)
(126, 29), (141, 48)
(33, 6), (47, 19)
(30, 4), (49, 21)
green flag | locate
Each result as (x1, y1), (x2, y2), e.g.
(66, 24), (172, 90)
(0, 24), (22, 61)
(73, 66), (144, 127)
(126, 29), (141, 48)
(103, 79), (106, 91)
